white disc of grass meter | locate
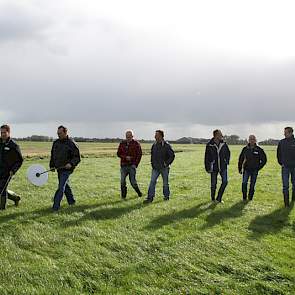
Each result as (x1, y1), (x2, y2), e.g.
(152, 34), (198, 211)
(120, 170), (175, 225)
(27, 164), (48, 186)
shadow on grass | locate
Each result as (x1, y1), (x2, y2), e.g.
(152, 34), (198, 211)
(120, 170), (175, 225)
(145, 201), (216, 230)
(248, 201), (294, 240)
(61, 201), (143, 227)
(200, 201), (248, 230)
(0, 198), (132, 225)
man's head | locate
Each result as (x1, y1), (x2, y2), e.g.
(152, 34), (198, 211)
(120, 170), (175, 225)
(248, 134), (257, 145)
(155, 130), (164, 142)
(0, 124), (10, 141)
(57, 125), (68, 140)
(125, 130), (134, 142)
(284, 127), (293, 139)
(213, 129), (223, 141)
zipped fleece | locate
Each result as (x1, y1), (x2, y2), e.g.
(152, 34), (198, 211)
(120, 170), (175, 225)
(277, 135), (295, 168)
(0, 138), (23, 177)
(151, 141), (175, 171)
(49, 137), (81, 173)
(204, 138), (230, 172)
(238, 144), (267, 172)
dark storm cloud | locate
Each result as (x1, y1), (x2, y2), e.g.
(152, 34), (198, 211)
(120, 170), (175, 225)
(3, 59), (294, 126)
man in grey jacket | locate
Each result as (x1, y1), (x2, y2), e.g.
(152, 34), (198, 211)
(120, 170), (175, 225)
(50, 125), (81, 211)
(144, 130), (175, 203)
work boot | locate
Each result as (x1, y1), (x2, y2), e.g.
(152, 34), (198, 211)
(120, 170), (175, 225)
(8, 191), (21, 207)
(284, 191), (290, 208)
(211, 188), (216, 201)
(133, 185), (142, 197)
(242, 192), (247, 201)
(143, 198), (153, 204)
(242, 184), (247, 201)
(121, 186), (127, 199)
(0, 195), (6, 210)
(248, 188), (255, 201)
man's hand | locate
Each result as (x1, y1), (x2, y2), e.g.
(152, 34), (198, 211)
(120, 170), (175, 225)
(131, 164), (137, 169)
(65, 163), (72, 170)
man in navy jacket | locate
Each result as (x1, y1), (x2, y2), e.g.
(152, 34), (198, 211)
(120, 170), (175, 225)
(144, 130), (175, 203)
(277, 127), (295, 207)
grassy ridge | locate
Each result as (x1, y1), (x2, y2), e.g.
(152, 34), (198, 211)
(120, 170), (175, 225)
(1, 144), (295, 294)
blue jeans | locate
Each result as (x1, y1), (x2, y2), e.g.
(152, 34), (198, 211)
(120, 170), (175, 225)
(282, 166), (295, 195)
(52, 170), (75, 211)
(211, 169), (228, 201)
(147, 167), (170, 200)
(121, 166), (138, 188)
(242, 170), (258, 200)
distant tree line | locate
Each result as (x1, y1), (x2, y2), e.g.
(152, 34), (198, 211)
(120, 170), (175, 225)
(13, 135), (281, 145)
(16, 135), (54, 142)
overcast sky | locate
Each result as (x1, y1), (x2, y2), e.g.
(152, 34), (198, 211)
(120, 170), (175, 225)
(1, 0), (295, 140)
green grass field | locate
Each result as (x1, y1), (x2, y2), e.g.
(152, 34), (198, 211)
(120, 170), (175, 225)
(1, 142), (295, 294)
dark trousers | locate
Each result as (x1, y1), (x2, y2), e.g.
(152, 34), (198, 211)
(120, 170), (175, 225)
(120, 165), (141, 198)
(211, 169), (228, 201)
(0, 175), (20, 209)
(52, 171), (75, 211)
(281, 166), (295, 206)
(242, 170), (258, 200)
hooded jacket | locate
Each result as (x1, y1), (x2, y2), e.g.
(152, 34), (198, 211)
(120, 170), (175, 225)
(204, 138), (230, 172)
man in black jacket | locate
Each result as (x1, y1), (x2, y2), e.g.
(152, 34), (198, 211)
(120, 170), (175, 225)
(204, 129), (230, 203)
(277, 127), (295, 207)
(144, 130), (175, 203)
(0, 124), (23, 209)
(238, 135), (267, 201)
(50, 126), (81, 211)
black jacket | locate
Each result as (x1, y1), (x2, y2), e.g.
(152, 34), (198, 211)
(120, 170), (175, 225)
(238, 144), (267, 172)
(50, 137), (81, 172)
(204, 138), (230, 172)
(151, 141), (175, 170)
(0, 138), (23, 177)
(277, 135), (295, 168)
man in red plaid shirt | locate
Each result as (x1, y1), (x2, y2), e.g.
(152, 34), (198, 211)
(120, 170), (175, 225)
(117, 130), (142, 199)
